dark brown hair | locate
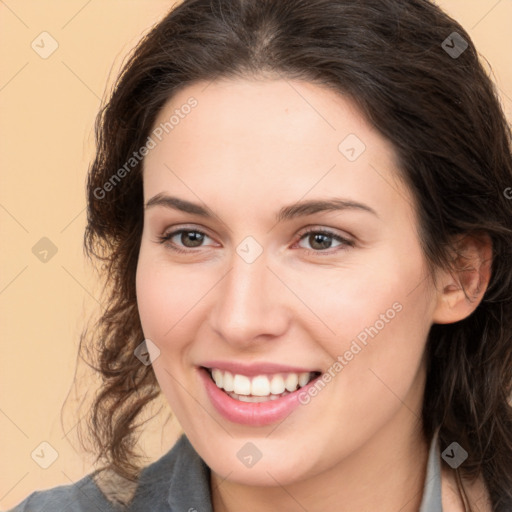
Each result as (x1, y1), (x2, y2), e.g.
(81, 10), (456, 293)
(81, 0), (512, 509)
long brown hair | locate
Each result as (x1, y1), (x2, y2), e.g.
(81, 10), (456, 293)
(81, 0), (512, 509)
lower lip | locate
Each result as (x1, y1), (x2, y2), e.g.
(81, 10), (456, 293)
(199, 367), (318, 427)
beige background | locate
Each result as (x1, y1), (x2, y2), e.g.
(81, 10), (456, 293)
(0, 0), (511, 509)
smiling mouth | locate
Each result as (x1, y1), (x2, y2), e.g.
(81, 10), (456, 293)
(203, 367), (322, 402)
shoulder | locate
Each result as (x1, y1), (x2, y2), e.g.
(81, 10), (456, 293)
(6, 473), (118, 512)
(92, 435), (211, 510)
(8, 436), (211, 512)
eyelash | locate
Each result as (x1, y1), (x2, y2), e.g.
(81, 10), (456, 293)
(156, 226), (354, 256)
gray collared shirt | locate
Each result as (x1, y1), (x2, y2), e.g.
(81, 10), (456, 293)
(9, 433), (442, 511)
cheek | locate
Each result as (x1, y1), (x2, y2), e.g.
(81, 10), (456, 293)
(293, 281), (431, 453)
(136, 247), (186, 346)
(135, 245), (215, 355)
(135, 249), (201, 412)
(303, 244), (433, 394)
(136, 262), (170, 340)
(296, 256), (427, 342)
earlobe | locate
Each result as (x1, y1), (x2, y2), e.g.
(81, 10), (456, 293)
(432, 233), (492, 325)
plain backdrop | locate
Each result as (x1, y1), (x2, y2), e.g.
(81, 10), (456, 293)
(1, 0), (511, 509)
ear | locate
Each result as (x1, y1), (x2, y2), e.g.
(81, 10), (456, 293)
(432, 232), (492, 324)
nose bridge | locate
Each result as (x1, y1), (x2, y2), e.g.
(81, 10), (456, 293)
(209, 248), (288, 345)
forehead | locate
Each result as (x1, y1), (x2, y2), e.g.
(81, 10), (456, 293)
(147, 77), (391, 159)
(142, 78), (411, 220)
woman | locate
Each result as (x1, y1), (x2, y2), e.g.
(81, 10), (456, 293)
(10, 0), (512, 510)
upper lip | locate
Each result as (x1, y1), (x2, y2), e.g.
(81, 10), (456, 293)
(200, 360), (320, 376)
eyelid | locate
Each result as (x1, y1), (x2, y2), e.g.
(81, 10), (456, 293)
(295, 225), (354, 242)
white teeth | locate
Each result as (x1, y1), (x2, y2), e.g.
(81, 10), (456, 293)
(270, 375), (285, 395)
(227, 391), (290, 402)
(233, 374), (251, 395)
(212, 368), (223, 388)
(251, 375), (271, 396)
(209, 368), (316, 400)
(298, 372), (310, 387)
(285, 373), (299, 392)
(237, 395), (269, 403)
(223, 371), (234, 392)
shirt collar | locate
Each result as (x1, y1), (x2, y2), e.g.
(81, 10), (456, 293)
(166, 435), (213, 512)
(419, 428), (443, 512)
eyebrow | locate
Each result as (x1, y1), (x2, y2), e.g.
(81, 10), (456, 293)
(145, 193), (378, 222)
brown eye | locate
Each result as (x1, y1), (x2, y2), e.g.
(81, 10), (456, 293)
(176, 230), (205, 248)
(157, 228), (214, 253)
(296, 229), (354, 254)
(306, 232), (336, 250)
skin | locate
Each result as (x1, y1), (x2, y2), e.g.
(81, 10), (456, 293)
(135, 78), (491, 512)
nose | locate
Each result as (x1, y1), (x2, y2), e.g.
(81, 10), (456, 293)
(208, 250), (291, 348)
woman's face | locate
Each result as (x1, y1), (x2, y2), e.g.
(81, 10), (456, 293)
(136, 78), (439, 485)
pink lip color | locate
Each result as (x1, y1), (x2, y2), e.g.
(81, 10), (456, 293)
(198, 367), (319, 427)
